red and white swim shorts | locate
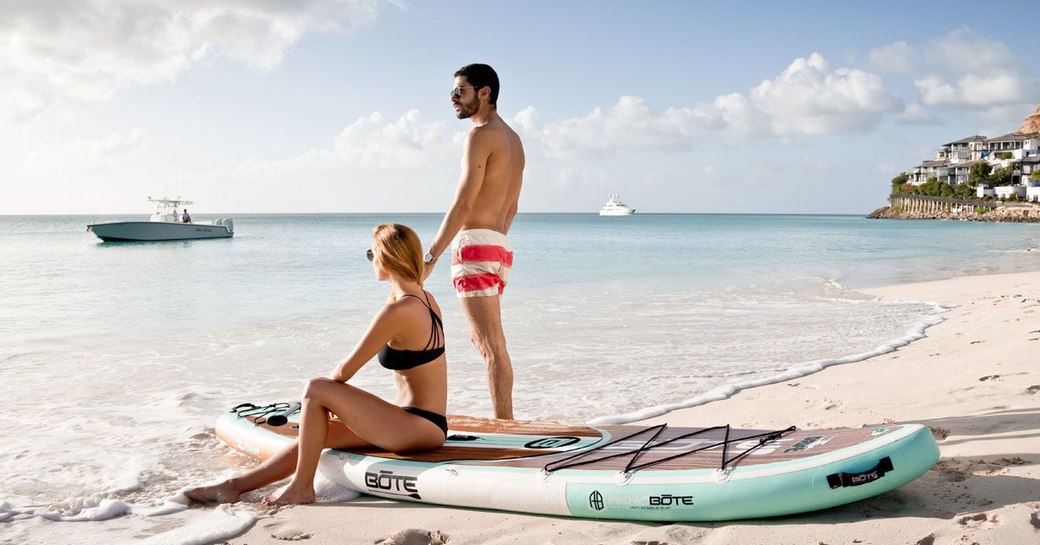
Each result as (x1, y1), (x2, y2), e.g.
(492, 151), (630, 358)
(450, 229), (513, 298)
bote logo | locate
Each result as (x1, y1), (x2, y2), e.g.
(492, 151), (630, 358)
(649, 494), (694, 506)
(364, 470), (421, 499)
(589, 490), (605, 511)
(525, 437), (581, 449)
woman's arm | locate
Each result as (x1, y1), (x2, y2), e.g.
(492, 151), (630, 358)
(328, 304), (400, 382)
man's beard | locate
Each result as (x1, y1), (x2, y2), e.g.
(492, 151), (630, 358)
(455, 96), (479, 119)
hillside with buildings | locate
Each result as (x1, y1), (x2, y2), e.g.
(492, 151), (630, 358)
(868, 106), (1040, 222)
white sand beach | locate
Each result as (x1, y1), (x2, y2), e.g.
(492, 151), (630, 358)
(221, 271), (1040, 545)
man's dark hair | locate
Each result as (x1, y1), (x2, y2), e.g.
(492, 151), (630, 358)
(455, 63), (499, 107)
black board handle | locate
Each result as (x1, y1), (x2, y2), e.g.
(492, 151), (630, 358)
(266, 402), (301, 427)
(827, 456), (894, 489)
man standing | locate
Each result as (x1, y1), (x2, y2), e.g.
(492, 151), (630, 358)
(422, 64), (525, 420)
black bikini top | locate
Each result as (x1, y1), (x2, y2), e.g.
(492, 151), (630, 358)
(377, 292), (445, 370)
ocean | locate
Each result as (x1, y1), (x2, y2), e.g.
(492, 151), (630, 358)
(2, 213), (1039, 544)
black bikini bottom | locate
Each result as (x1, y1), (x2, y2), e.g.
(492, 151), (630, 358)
(403, 406), (448, 437)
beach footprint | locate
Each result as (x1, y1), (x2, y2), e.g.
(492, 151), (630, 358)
(976, 456), (1028, 475)
(915, 511), (1003, 545)
(958, 511), (1002, 530)
(932, 459), (970, 483)
(376, 529), (449, 545)
(823, 397), (843, 411)
(928, 426), (951, 440)
(264, 521), (312, 541)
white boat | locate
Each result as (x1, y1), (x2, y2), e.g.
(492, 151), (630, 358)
(599, 194), (635, 216)
(87, 197), (233, 242)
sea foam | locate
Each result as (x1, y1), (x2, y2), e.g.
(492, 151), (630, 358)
(588, 300), (948, 426)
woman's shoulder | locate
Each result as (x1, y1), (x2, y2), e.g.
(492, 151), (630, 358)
(384, 291), (438, 316)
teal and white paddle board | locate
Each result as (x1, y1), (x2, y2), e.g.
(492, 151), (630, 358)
(215, 403), (939, 521)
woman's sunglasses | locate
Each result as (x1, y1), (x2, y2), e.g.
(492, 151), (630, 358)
(366, 248), (374, 261)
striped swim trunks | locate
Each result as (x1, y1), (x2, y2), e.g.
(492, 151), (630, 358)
(450, 229), (513, 298)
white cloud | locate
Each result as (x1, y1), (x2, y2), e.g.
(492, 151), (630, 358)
(915, 72), (1035, 108)
(511, 106), (543, 134)
(870, 29), (1040, 110)
(896, 102), (938, 124)
(924, 28), (1016, 75)
(514, 53), (901, 159)
(227, 50), (906, 206)
(748, 53), (902, 136)
(711, 92), (771, 139)
(26, 129), (146, 172)
(974, 104), (1040, 135)
(331, 110), (458, 170)
(0, 0), (387, 120)
(869, 41), (915, 74)
(528, 96), (719, 159)
(555, 166), (596, 191)
(188, 51), (926, 205)
(210, 108), (464, 212)
(230, 109), (459, 188)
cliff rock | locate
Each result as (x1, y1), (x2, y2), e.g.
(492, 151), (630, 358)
(1020, 105), (1040, 135)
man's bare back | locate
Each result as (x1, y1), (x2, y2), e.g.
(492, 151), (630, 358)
(462, 118), (525, 234)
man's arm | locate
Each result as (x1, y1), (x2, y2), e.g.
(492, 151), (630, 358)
(423, 130), (492, 279)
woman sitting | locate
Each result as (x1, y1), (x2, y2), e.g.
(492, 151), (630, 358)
(186, 223), (447, 505)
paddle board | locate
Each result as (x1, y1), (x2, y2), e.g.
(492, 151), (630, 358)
(214, 403), (939, 521)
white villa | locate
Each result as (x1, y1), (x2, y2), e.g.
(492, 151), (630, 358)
(906, 132), (1040, 202)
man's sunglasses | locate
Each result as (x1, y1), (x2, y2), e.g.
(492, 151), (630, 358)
(451, 85), (478, 98)
(366, 248), (374, 261)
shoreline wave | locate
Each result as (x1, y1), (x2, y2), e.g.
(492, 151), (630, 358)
(588, 299), (949, 426)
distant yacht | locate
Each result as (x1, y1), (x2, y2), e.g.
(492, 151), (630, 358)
(599, 194), (636, 216)
(87, 197), (234, 242)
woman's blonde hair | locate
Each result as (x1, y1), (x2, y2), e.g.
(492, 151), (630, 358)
(372, 223), (424, 286)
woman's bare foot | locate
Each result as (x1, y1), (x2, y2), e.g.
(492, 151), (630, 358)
(262, 482), (316, 506)
(184, 482), (241, 504)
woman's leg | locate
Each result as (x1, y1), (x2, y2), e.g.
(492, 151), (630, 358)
(263, 377), (445, 505)
(258, 385), (331, 504)
(184, 440), (299, 504)
(185, 408), (373, 504)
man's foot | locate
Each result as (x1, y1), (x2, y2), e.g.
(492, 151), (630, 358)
(261, 484), (315, 506)
(184, 482), (241, 504)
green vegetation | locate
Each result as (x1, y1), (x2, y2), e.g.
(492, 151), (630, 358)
(995, 151), (1013, 160)
(904, 176), (976, 199)
(991, 165), (1014, 187)
(968, 163), (992, 187)
(916, 177), (946, 196)
(889, 161), (1034, 204)
(890, 172), (910, 193)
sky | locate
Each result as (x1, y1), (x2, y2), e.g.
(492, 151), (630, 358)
(2, 0), (1039, 215)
